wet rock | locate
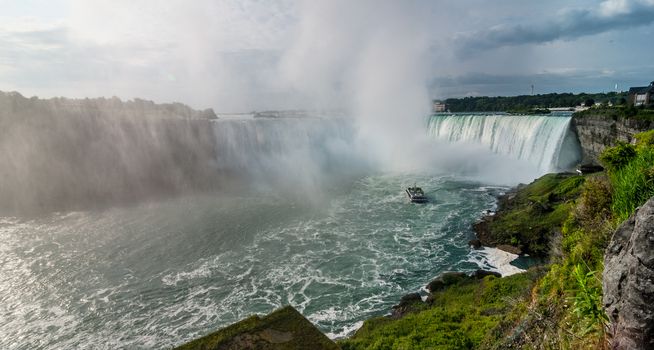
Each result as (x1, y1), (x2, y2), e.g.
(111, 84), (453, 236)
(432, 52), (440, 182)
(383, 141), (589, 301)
(603, 197), (654, 350)
(469, 239), (482, 249)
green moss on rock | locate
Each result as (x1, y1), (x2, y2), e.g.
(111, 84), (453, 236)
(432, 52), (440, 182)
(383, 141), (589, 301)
(173, 306), (339, 350)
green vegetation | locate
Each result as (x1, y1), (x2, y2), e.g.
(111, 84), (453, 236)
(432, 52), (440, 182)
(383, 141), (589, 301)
(476, 173), (586, 256)
(338, 270), (544, 350)
(522, 130), (654, 348)
(599, 141), (637, 171)
(634, 129), (654, 147)
(602, 132), (654, 221)
(442, 92), (627, 112)
(174, 306), (339, 350)
(489, 173), (613, 349)
(506, 107), (551, 115)
(570, 264), (608, 334)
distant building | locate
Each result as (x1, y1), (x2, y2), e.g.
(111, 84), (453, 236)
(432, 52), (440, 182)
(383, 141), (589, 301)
(628, 81), (654, 107)
(433, 100), (447, 112)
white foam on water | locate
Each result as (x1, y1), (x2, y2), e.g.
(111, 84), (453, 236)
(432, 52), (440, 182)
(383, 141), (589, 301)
(325, 321), (364, 339)
(469, 246), (525, 277)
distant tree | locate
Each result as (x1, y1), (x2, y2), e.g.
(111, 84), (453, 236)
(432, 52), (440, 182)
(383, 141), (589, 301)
(584, 99), (595, 107)
(618, 97), (627, 105)
(443, 92), (627, 112)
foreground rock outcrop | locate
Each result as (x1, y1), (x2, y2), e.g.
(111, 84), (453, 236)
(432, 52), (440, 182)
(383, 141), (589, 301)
(174, 306), (339, 350)
(603, 196), (654, 350)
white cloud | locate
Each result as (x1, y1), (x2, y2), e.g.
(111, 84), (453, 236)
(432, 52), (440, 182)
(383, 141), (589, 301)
(454, 0), (654, 56)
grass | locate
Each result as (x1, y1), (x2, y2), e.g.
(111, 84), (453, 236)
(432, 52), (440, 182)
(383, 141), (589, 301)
(472, 170), (617, 348)
(338, 270), (543, 350)
(520, 135), (654, 348)
(608, 146), (654, 221)
(481, 173), (585, 256)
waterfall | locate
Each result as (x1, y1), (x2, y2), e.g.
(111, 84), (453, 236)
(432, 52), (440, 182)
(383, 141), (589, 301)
(210, 117), (362, 191)
(427, 113), (581, 173)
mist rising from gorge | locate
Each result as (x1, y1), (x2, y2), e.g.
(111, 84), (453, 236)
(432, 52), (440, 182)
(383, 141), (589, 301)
(278, 1), (433, 173)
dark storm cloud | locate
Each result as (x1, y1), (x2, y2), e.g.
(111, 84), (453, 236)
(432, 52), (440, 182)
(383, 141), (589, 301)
(456, 0), (654, 56)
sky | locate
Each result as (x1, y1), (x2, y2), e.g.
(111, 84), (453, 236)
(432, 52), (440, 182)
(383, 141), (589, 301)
(1, 0), (654, 111)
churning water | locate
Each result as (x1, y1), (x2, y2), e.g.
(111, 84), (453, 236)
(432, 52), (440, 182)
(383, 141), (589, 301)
(0, 113), (579, 349)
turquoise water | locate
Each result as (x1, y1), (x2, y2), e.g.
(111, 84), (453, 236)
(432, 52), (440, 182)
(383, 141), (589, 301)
(0, 173), (502, 349)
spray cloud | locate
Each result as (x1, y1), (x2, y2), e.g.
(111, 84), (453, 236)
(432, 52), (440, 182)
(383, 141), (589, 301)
(279, 0), (432, 172)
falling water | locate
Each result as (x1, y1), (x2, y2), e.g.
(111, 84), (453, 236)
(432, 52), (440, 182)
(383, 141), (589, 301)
(427, 113), (581, 173)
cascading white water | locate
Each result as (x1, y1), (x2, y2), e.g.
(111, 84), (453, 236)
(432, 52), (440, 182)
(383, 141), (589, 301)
(210, 117), (363, 193)
(427, 113), (581, 173)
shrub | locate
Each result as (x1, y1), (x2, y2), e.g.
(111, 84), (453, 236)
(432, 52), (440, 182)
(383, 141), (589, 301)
(569, 264), (607, 334)
(610, 146), (654, 220)
(634, 129), (654, 149)
(600, 141), (636, 171)
(574, 177), (612, 232)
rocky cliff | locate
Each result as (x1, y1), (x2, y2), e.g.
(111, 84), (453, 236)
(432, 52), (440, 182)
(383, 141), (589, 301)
(571, 112), (654, 165)
(603, 196), (654, 350)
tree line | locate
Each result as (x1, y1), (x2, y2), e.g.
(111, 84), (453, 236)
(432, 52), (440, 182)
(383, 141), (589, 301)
(441, 92), (628, 112)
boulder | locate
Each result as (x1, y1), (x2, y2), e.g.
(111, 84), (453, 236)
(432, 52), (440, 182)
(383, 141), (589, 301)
(469, 239), (482, 249)
(603, 197), (654, 350)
